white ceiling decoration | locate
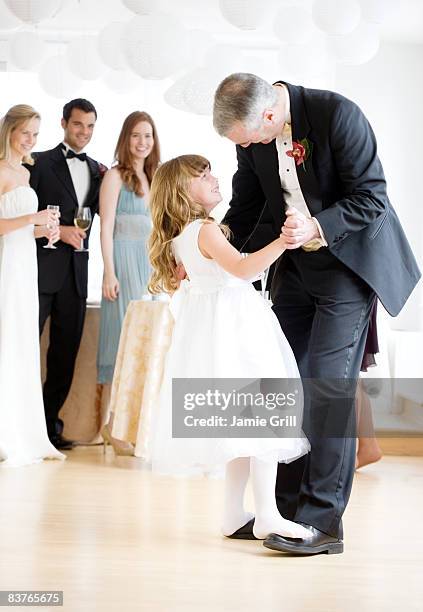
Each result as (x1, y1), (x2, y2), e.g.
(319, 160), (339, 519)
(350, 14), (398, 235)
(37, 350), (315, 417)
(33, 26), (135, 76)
(5, 0), (63, 24)
(97, 21), (127, 71)
(9, 29), (46, 69)
(66, 34), (107, 80)
(218, 0), (266, 31)
(0, 0), (422, 113)
(38, 52), (82, 98)
(312, 0), (361, 36)
(121, 0), (157, 16)
(122, 13), (189, 79)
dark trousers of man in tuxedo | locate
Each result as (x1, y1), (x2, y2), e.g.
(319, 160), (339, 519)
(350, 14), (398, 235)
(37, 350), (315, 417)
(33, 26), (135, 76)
(39, 265), (86, 439)
(272, 247), (375, 539)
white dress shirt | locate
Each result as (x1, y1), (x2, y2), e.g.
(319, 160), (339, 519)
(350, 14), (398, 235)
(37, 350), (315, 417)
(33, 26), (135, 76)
(62, 141), (91, 207)
(275, 85), (327, 249)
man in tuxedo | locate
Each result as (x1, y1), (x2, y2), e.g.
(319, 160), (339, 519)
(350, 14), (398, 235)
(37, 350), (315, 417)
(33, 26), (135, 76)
(28, 98), (104, 450)
(213, 74), (421, 554)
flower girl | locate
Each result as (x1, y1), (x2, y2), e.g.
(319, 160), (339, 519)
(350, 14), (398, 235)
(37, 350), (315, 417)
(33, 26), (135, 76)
(148, 155), (310, 540)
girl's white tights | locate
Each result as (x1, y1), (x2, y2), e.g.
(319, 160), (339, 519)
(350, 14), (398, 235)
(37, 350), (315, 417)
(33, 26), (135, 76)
(222, 457), (311, 540)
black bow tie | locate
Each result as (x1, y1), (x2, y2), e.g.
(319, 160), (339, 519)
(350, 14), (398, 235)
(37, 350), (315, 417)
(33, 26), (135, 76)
(66, 149), (87, 162)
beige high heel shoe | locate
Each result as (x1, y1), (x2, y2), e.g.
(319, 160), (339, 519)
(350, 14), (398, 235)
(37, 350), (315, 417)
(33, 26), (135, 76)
(101, 424), (135, 457)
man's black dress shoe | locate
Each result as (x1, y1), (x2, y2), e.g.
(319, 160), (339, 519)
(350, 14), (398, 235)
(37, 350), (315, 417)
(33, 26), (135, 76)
(263, 524), (343, 555)
(226, 518), (258, 540)
(49, 433), (75, 451)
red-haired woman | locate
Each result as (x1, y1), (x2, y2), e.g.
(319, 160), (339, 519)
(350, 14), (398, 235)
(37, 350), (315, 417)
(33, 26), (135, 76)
(97, 111), (160, 399)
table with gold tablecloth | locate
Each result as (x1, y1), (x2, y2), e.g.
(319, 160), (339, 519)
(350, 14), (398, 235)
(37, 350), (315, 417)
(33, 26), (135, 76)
(109, 299), (174, 458)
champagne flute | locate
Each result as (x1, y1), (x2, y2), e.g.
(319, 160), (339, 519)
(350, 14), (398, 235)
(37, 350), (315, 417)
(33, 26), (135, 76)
(43, 205), (60, 250)
(74, 206), (92, 252)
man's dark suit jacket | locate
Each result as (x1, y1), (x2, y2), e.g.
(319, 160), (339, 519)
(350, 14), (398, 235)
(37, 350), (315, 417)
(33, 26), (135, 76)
(223, 82), (421, 316)
(28, 144), (103, 299)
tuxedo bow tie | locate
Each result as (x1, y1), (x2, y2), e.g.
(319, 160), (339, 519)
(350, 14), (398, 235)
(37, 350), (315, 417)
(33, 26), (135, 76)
(66, 149), (87, 162)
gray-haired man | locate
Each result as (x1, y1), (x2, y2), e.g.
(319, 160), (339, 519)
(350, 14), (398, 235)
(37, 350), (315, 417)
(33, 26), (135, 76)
(213, 73), (420, 554)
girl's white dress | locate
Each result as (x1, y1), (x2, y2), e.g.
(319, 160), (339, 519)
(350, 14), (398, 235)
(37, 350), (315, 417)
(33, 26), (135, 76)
(0, 186), (65, 467)
(150, 220), (309, 476)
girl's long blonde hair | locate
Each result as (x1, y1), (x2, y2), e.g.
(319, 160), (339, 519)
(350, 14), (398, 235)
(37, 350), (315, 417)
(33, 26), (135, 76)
(114, 111), (160, 195)
(0, 104), (40, 166)
(148, 154), (228, 294)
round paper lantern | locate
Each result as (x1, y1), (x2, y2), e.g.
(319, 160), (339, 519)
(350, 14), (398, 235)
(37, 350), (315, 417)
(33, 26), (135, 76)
(164, 73), (194, 113)
(122, 13), (188, 80)
(67, 35), (107, 80)
(38, 54), (82, 99)
(358, 0), (395, 24)
(274, 6), (314, 45)
(0, 2), (21, 29)
(5, 0), (63, 24)
(103, 70), (141, 94)
(97, 21), (127, 71)
(219, 0), (266, 31)
(9, 30), (46, 69)
(312, 0), (361, 35)
(121, 0), (157, 15)
(182, 67), (224, 116)
(331, 21), (380, 65)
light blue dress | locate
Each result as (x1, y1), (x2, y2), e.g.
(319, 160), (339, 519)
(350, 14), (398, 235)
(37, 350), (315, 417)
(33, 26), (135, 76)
(97, 184), (152, 384)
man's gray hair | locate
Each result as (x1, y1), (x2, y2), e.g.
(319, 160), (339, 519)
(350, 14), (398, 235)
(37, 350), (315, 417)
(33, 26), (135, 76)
(213, 73), (278, 136)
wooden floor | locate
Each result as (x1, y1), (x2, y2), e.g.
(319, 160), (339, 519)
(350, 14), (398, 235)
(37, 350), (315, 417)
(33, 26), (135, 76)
(1, 448), (422, 612)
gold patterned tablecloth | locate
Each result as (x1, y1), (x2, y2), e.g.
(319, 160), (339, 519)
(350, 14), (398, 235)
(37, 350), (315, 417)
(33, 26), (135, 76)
(110, 300), (174, 458)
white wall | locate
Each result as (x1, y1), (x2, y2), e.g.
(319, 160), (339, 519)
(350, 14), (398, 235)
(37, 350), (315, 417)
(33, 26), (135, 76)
(335, 41), (423, 331)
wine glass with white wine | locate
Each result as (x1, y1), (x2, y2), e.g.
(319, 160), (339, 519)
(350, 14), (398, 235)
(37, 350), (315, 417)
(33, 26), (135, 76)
(74, 206), (92, 252)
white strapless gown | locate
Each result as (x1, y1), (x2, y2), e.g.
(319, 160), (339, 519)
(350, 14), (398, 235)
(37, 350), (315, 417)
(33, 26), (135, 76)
(149, 220), (310, 476)
(0, 186), (65, 467)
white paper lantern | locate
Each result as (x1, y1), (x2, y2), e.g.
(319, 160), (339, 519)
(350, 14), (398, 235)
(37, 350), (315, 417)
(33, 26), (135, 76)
(182, 67), (222, 116)
(0, 2), (21, 29)
(331, 21), (380, 65)
(164, 73), (194, 113)
(121, 0), (158, 15)
(274, 6), (314, 45)
(358, 0), (395, 24)
(122, 13), (188, 80)
(9, 30), (46, 69)
(97, 21), (127, 71)
(312, 0), (361, 35)
(103, 70), (141, 94)
(38, 54), (82, 99)
(67, 35), (107, 80)
(5, 0), (63, 24)
(219, 0), (266, 31)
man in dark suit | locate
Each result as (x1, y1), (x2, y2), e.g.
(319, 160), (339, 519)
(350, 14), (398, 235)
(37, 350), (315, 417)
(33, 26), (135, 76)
(213, 74), (421, 554)
(28, 99), (104, 450)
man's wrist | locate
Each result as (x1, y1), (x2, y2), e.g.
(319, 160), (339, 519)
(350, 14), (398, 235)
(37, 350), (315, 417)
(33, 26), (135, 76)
(311, 217), (328, 245)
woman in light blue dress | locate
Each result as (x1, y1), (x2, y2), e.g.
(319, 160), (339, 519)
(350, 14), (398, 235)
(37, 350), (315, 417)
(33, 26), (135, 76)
(97, 111), (160, 397)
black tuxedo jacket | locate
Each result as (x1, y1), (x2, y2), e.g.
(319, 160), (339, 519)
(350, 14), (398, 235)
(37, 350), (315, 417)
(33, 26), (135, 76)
(27, 144), (103, 298)
(223, 82), (421, 317)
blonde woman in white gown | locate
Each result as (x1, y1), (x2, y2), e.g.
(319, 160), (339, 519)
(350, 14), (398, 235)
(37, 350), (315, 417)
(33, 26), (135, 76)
(0, 105), (65, 467)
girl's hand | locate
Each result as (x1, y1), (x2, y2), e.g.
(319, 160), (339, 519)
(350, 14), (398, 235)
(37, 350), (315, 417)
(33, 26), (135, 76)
(103, 272), (120, 301)
(32, 208), (59, 227)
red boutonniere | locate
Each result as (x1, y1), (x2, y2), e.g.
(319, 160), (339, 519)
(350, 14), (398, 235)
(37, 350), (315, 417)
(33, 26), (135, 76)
(286, 137), (313, 172)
